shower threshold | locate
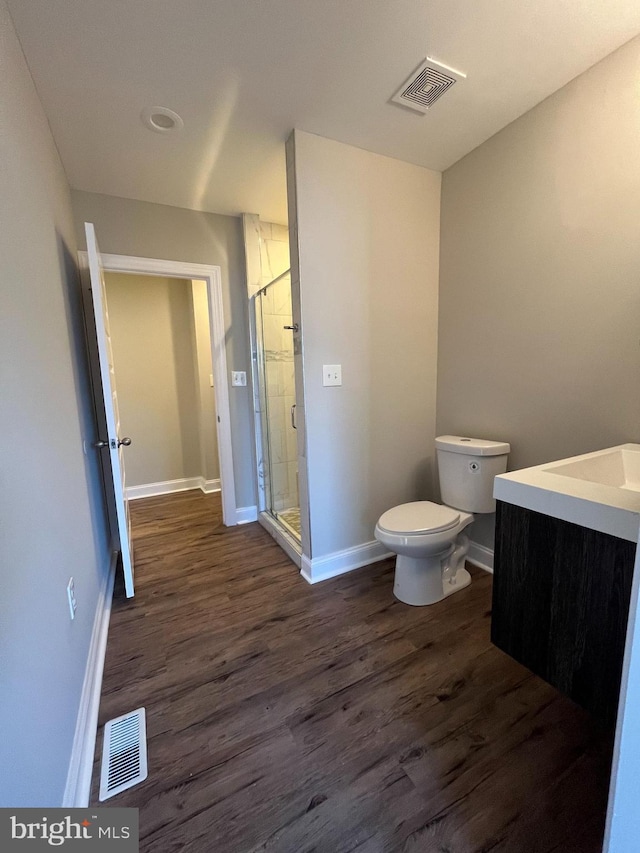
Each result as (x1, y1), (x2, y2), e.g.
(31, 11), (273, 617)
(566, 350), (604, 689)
(258, 510), (302, 569)
(276, 507), (301, 541)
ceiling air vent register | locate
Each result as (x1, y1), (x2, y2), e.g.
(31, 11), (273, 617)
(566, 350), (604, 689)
(392, 58), (466, 114)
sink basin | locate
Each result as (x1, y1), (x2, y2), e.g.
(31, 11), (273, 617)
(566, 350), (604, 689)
(544, 447), (640, 491)
(494, 444), (640, 542)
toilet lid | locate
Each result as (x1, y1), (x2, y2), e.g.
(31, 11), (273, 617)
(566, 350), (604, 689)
(377, 501), (460, 535)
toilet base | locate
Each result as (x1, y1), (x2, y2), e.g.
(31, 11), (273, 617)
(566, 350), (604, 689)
(393, 554), (472, 606)
(442, 566), (472, 598)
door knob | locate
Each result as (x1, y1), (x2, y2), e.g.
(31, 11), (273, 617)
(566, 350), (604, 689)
(94, 437), (132, 449)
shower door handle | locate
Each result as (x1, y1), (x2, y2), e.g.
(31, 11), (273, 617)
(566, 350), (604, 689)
(290, 404), (297, 430)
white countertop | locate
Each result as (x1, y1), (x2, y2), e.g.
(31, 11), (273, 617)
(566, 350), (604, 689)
(493, 444), (640, 543)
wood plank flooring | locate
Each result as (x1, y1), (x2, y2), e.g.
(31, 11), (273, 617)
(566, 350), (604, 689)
(92, 490), (614, 852)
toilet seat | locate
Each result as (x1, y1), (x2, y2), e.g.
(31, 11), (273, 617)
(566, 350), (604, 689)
(377, 501), (460, 536)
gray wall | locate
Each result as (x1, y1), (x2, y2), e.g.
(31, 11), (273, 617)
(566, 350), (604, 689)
(291, 131), (442, 559)
(0, 2), (109, 804)
(104, 273), (202, 488)
(71, 191), (255, 508)
(437, 36), (640, 549)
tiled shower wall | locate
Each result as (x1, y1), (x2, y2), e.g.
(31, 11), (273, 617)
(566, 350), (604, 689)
(259, 221), (290, 286)
(243, 214), (296, 513)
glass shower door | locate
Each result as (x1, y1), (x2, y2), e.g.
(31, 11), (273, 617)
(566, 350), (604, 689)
(254, 270), (301, 542)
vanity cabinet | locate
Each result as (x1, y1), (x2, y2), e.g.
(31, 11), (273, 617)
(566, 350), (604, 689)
(491, 500), (636, 724)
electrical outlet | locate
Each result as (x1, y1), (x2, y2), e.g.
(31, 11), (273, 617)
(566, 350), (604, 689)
(231, 371), (247, 387)
(67, 577), (77, 620)
(323, 364), (342, 386)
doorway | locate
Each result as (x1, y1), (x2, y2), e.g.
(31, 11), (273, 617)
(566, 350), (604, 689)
(80, 251), (237, 527)
(103, 272), (221, 505)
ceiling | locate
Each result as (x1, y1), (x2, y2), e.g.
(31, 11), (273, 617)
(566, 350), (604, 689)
(8, 1), (640, 225)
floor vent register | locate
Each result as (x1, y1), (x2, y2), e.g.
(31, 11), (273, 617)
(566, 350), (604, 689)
(99, 707), (148, 801)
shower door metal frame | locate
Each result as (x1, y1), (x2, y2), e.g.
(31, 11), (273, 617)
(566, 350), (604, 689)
(249, 289), (268, 516)
(249, 271), (302, 564)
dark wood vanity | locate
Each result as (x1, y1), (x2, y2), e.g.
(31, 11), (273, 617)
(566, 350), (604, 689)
(491, 500), (636, 724)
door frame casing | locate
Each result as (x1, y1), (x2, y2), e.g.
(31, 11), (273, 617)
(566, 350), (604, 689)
(79, 251), (238, 526)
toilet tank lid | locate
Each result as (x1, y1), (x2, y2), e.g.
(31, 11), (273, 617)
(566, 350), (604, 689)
(435, 435), (511, 456)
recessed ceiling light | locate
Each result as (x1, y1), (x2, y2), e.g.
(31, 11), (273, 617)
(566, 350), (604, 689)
(141, 106), (184, 133)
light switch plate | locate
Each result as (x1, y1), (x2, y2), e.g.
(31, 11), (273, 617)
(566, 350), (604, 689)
(231, 371), (247, 387)
(323, 364), (342, 386)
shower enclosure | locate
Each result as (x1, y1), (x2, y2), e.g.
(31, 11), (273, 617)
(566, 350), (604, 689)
(251, 269), (301, 546)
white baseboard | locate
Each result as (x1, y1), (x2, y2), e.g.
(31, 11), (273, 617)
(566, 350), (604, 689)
(301, 540), (392, 584)
(467, 540), (494, 573)
(126, 477), (201, 500)
(298, 538), (494, 584)
(62, 549), (117, 807)
(126, 476), (221, 500)
(236, 505), (258, 525)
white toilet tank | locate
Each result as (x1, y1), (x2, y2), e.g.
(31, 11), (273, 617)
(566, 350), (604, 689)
(436, 435), (510, 513)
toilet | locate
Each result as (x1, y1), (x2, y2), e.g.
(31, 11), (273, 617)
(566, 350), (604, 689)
(375, 435), (510, 606)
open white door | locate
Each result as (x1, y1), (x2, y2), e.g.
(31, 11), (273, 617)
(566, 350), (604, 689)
(85, 222), (135, 597)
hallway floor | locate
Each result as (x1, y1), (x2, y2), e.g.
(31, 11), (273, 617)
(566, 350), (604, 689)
(92, 490), (613, 852)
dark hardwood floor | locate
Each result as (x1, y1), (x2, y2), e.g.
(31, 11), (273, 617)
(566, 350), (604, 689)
(92, 490), (614, 852)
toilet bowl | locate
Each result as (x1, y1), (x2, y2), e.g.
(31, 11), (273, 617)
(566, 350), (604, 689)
(375, 435), (510, 606)
(375, 501), (474, 606)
